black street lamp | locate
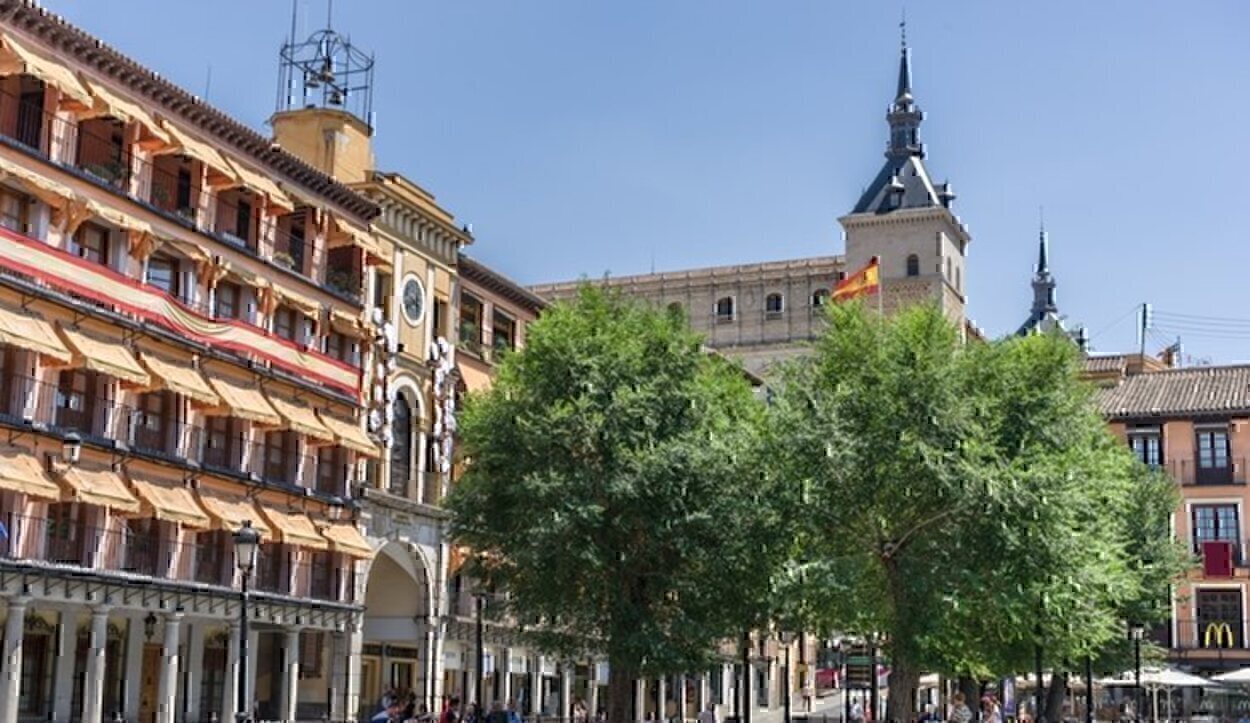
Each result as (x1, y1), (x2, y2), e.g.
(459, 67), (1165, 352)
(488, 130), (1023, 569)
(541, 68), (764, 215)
(778, 631), (794, 723)
(1129, 623), (1145, 723)
(475, 591), (487, 712)
(233, 520), (261, 723)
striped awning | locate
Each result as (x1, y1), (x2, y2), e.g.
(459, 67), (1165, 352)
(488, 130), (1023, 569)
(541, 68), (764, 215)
(56, 465), (141, 514)
(317, 412), (379, 457)
(0, 445), (60, 500)
(228, 159), (294, 213)
(320, 522), (373, 558)
(260, 507), (329, 551)
(57, 326), (149, 386)
(159, 121), (236, 185)
(0, 305), (71, 364)
(128, 473), (211, 529)
(205, 374), (281, 426)
(0, 32), (92, 108)
(196, 490), (272, 540)
(81, 76), (170, 145)
(138, 353), (219, 407)
(267, 395), (334, 444)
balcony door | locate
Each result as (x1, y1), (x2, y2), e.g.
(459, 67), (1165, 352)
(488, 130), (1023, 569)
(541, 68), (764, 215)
(1196, 426), (1232, 485)
(1196, 588), (1243, 649)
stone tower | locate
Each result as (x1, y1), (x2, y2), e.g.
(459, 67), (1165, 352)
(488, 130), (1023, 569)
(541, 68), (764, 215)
(838, 29), (971, 324)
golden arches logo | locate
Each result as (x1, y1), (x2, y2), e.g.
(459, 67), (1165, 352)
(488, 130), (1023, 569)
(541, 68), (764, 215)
(1204, 622), (1235, 649)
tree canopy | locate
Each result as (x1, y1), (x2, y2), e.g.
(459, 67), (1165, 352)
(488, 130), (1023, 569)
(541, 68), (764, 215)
(446, 286), (788, 723)
(766, 302), (1186, 718)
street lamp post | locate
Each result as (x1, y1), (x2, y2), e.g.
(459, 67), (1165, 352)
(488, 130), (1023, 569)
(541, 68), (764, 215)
(778, 631), (794, 723)
(1129, 623), (1145, 723)
(476, 592), (487, 711)
(233, 521), (260, 723)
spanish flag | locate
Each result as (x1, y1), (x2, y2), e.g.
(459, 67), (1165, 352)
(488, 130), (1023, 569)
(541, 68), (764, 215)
(832, 256), (880, 302)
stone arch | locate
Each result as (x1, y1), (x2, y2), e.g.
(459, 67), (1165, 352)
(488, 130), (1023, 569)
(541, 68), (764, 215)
(361, 540), (438, 708)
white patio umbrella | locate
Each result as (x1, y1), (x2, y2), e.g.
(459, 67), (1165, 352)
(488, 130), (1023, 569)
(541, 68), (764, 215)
(1097, 667), (1217, 722)
(1212, 668), (1250, 684)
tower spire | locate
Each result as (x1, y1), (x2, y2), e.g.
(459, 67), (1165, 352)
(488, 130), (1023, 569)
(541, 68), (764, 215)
(886, 21), (923, 159)
(1037, 210), (1049, 274)
(897, 12), (912, 102)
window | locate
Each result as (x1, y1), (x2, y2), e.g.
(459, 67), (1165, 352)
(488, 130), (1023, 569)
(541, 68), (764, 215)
(906, 254), (920, 277)
(1192, 504), (1239, 555)
(433, 298), (449, 340)
(459, 294), (484, 354)
(309, 552), (336, 600)
(263, 430), (298, 484)
(74, 223), (110, 267)
(1127, 426), (1162, 467)
(492, 311), (516, 354)
(203, 416), (242, 471)
(193, 530), (228, 585)
(132, 391), (174, 455)
(122, 517), (166, 576)
(316, 446), (346, 496)
(374, 272), (393, 322)
(55, 370), (99, 436)
(811, 289), (830, 312)
(146, 253), (180, 297)
(272, 306), (298, 342)
(325, 331), (354, 365)
(715, 296), (734, 323)
(255, 543), (288, 594)
(0, 186), (30, 236)
(389, 396), (413, 496)
(46, 502), (88, 566)
(199, 643), (228, 720)
(1196, 426), (1232, 485)
(1196, 589), (1243, 649)
(17, 628), (49, 714)
(765, 293), (784, 319)
(215, 282), (241, 320)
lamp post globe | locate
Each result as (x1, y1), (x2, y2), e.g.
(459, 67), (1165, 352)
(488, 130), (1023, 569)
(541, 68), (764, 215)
(234, 520), (261, 723)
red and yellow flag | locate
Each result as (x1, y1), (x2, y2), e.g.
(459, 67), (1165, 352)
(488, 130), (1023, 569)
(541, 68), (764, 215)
(832, 257), (880, 302)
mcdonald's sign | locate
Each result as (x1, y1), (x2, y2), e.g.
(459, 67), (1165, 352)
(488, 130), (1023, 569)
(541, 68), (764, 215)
(1203, 622), (1236, 649)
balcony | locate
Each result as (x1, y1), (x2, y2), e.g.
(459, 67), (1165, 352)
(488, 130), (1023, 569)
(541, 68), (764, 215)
(1163, 458), (1247, 486)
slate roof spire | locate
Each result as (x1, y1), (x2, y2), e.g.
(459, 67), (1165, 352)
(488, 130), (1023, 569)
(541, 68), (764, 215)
(887, 19), (924, 160)
(1017, 221), (1071, 338)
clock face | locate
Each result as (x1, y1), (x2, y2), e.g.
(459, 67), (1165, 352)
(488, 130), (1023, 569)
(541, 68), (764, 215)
(401, 276), (425, 326)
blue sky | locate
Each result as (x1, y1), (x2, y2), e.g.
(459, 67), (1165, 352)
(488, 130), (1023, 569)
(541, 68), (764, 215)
(46, 0), (1249, 362)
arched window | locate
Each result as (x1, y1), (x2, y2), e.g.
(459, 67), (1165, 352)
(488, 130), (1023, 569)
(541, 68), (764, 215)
(390, 395), (413, 496)
(811, 288), (830, 313)
(765, 293), (784, 318)
(715, 296), (735, 323)
(906, 254), (920, 277)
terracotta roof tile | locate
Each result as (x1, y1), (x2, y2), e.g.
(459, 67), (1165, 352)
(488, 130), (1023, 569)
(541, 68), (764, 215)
(1095, 365), (1250, 419)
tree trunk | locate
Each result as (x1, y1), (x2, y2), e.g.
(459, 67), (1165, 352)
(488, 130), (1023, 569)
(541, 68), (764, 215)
(886, 657), (918, 723)
(607, 658), (637, 723)
(1042, 671), (1068, 723)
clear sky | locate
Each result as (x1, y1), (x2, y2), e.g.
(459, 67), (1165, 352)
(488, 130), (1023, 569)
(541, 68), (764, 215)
(44, 0), (1249, 362)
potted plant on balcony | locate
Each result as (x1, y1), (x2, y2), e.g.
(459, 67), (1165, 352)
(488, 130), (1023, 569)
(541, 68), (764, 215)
(83, 160), (126, 186)
(176, 206), (197, 223)
(325, 269), (356, 295)
(271, 251), (296, 270)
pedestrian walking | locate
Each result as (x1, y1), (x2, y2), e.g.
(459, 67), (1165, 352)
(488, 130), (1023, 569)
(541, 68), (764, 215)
(947, 693), (972, 723)
(698, 702), (718, 723)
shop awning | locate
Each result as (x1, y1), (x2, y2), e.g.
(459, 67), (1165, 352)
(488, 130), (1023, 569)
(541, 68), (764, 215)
(0, 33), (93, 108)
(128, 473), (211, 529)
(0, 154), (76, 211)
(0, 305), (71, 364)
(196, 490), (272, 540)
(205, 374), (281, 426)
(267, 395), (334, 444)
(260, 507), (329, 550)
(0, 445), (61, 500)
(57, 326), (150, 386)
(138, 353), (219, 407)
(81, 77), (170, 145)
(159, 121), (237, 185)
(86, 199), (152, 236)
(228, 159), (294, 214)
(56, 465), (141, 514)
(317, 412), (379, 457)
(320, 522), (373, 558)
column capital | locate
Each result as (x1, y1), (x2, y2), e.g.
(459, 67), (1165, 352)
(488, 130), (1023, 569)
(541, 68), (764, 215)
(90, 605), (112, 618)
(164, 610), (185, 624)
(5, 595), (30, 610)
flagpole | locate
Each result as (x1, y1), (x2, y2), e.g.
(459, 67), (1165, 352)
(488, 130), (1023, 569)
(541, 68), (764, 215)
(875, 257), (883, 316)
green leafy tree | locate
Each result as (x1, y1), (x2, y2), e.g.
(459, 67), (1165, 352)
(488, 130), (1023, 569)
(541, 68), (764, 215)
(447, 286), (786, 723)
(767, 303), (1185, 720)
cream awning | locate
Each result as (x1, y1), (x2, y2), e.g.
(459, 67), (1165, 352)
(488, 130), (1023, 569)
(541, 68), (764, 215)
(228, 159), (294, 213)
(0, 445), (61, 500)
(57, 326), (149, 386)
(330, 215), (382, 260)
(328, 308), (368, 338)
(272, 284), (321, 319)
(0, 154), (76, 211)
(57, 465), (141, 514)
(157, 236), (210, 267)
(260, 507), (329, 550)
(205, 374), (281, 426)
(86, 199), (152, 236)
(320, 522), (373, 558)
(0, 33), (92, 108)
(266, 395), (334, 444)
(0, 305), (71, 364)
(317, 412), (379, 457)
(159, 121), (237, 184)
(128, 473), (211, 529)
(81, 77), (170, 145)
(138, 353), (219, 407)
(196, 491), (272, 539)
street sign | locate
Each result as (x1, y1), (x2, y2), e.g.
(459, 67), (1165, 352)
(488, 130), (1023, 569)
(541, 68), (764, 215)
(844, 644), (874, 689)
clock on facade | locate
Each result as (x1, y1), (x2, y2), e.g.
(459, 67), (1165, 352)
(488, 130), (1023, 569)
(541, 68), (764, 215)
(401, 276), (425, 326)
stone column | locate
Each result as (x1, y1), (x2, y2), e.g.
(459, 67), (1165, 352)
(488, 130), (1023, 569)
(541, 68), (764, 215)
(499, 648), (512, 706)
(677, 674), (688, 721)
(223, 623), (242, 723)
(330, 631), (348, 722)
(560, 664), (574, 719)
(184, 622), (205, 723)
(0, 596), (29, 723)
(51, 611), (77, 723)
(81, 606), (111, 723)
(247, 629), (260, 718)
(634, 678), (647, 723)
(123, 614), (146, 721)
(696, 674), (708, 716)
(156, 610), (183, 723)
(281, 628), (302, 722)
(529, 657), (542, 718)
(657, 677), (667, 721)
(586, 664), (599, 720)
(347, 623), (364, 720)
(425, 624), (440, 711)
